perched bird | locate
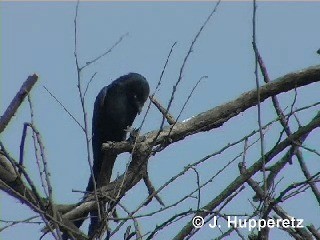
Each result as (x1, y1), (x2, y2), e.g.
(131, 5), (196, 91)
(87, 73), (149, 236)
(63, 73), (149, 240)
(87, 72), (150, 192)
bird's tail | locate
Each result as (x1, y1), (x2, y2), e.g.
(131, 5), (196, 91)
(87, 152), (117, 237)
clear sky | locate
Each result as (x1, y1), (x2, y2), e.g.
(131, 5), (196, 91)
(1, 1), (320, 240)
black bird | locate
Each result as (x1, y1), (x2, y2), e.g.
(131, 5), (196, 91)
(88, 72), (150, 192)
(87, 73), (149, 236)
(63, 73), (149, 240)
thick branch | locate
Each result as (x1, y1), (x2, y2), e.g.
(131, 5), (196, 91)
(103, 65), (320, 154)
(173, 112), (320, 240)
(151, 65), (320, 146)
(4, 66), (320, 234)
(63, 65), (320, 221)
(0, 150), (44, 210)
(0, 74), (38, 134)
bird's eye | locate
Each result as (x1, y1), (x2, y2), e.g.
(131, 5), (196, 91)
(133, 95), (137, 99)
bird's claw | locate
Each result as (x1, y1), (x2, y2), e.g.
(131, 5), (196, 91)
(126, 127), (140, 143)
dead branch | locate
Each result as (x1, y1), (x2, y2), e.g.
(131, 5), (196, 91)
(106, 64), (320, 155)
(253, 42), (320, 205)
(2, 65), (320, 239)
(173, 111), (320, 240)
(149, 96), (176, 125)
(43, 86), (84, 131)
(0, 74), (38, 134)
(60, 65), (320, 225)
(239, 163), (315, 240)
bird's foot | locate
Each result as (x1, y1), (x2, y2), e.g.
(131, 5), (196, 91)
(126, 126), (140, 143)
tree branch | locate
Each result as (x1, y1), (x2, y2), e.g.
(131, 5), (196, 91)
(173, 111), (320, 240)
(0, 74), (38, 134)
(60, 65), (320, 225)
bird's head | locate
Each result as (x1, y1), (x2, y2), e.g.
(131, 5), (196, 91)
(125, 73), (150, 114)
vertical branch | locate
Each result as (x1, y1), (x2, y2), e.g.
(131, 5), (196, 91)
(26, 121), (62, 238)
(73, 0), (130, 232)
(252, 0), (268, 227)
(10, 87), (62, 238)
(153, 1), (221, 144)
(190, 167), (201, 211)
(73, 0), (101, 222)
(19, 124), (28, 172)
(166, 75), (207, 137)
(251, 13), (320, 206)
(139, 41), (177, 130)
(27, 95), (49, 198)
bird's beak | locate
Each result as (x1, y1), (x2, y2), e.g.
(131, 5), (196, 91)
(137, 105), (143, 114)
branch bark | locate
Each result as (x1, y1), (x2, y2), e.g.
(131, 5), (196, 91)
(2, 66), (320, 238)
(61, 65), (320, 223)
(0, 74), (38, 134)
(173, 111), (320, 240)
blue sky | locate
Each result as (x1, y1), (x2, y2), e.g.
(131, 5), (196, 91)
(1, 2), (320, 239)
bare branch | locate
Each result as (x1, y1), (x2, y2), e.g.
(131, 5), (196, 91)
(43, 86), (84, 132)
(139, 41), (177, 131)
(80, 33), (128, 70)
(73, 0), (101, 223)
(83, 72), (97, 97)
(173, 111), (320, 240)
(153, 1), (221, 144)
(253, 33), (320, 206)
(252, 3), (269, 234)
(239, 163), (314, 240)
(149, 96), (176, 125)
(0, 74), (38, 134)
(62, 108), (320, 230)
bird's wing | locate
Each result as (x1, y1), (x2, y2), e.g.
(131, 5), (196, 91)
(98, 86), (109, 108)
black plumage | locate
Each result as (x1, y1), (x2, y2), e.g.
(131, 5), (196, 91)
(87, 73), (149, 236)
(63, 73), (149, 240)
(87, 72), (150, 192)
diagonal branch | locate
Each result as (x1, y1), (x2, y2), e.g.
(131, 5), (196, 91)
(0, 74), (38, 134)
(253, 43), (320, 205)
(61, 65), (320, 224)
(238, 163), (315, 240)
(173, 111), (320, 240)
(104, 64), (320, 154)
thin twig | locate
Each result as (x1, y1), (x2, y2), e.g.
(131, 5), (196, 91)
(167, 75), (207, 137)
(0, 216), (39, 232)
(139, 41), (177, 131)
(276, 173), (320, 202)
(190, 167), (201, 210)
(173, 111), (320, 240)
(73, 0), (101, 222)
(252, 0), (268, 226)
(19, 123), (28, 173)
(239, 163), (314, 240)
(25, 123), (62, 238)
(152, 1), (221, 145)
(83, 72), (97, 97)
(27, 95), (50, 198)
(43, 86), (84, 131)
(252, 24), (320, 206)
(80, 33), (128, 70)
